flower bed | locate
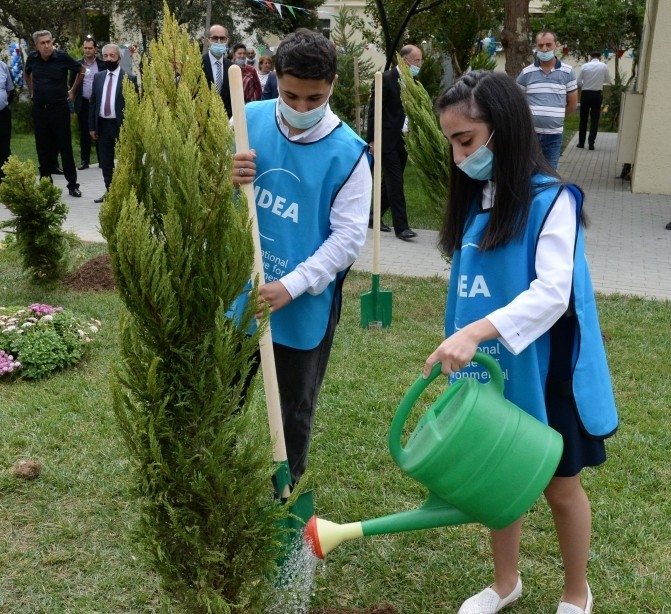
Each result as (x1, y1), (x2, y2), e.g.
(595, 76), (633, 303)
(0, 304), (100, 380)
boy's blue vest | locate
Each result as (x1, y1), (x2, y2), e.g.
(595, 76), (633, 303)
(446, 177), (618, 438)
(235, 100), (367, 350)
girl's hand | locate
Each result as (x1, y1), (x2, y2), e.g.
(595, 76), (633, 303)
(423, 319), (500, 378)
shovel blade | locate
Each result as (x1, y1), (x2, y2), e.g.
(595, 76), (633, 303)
(360, 274), (392, 329)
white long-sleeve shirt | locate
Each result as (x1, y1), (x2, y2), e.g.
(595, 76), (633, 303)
(483, 181), (578, 355)
(272, 103), (372, 300)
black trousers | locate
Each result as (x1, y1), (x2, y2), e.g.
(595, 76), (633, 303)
(378, 142), (410, 234)
(578, 90), (603, 147)
(246, 297), (339, 483)
(32, 100), (78, 190)
(0, 105), (10, 180)
(76, 98), (95, 164)
(97, 118), (120, 190)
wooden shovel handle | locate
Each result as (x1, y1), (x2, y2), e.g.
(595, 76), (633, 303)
(372, 71), (382, 275)
(229, 65), (290, 484)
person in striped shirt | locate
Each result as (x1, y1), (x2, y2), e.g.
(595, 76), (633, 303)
(517, 31), (577, 169)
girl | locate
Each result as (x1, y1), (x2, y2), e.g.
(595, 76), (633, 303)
(423, 70), (618, 614)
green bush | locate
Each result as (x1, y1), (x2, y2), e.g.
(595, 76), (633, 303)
(0, 156), (71, 282)
(10, 100), (34, 134)
(0, 304), (99, 380)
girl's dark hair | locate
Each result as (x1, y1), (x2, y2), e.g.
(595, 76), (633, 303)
(232, 43), (247, 53)
(274, 29), (337, 83)
(437, 70), (561, 255)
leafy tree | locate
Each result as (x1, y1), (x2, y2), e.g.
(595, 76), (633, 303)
(0, 156), (70, 282)
(330, 7), (376, 135)
(363, 0), (503, 77)
(99, 6), (287, 611)
(0, 0), (93, 49)
(539, 0), (645, 79)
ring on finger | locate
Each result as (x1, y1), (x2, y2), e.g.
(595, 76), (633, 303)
(239, 168), (246, 177)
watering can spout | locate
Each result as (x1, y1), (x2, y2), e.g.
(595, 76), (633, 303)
(305, 494), (472, 559)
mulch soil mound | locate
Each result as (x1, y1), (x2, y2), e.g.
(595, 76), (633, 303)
(62, 254), (116, 292)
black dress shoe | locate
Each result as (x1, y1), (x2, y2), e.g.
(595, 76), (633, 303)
(396, 229), (417, 241)
(94, 194), (105, 203)
(576, 144), (584, 149)
(665, 221), (671, 230)
(368, 220), (392, 232)
(53, 167), (64, 174)
(68, 188), (82, 197)
(78, 163), (89, 170)
(589, 144), (595, 150)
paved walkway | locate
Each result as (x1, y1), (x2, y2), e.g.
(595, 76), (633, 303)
(2, 132), (670, 300)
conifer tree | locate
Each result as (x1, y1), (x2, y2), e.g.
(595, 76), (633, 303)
(99, 7), (287, 611)
(398, 59), (450, 222)
(0, 156), (70, 282)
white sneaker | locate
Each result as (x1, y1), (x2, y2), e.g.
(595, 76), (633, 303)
(458, 575), (523, 614)
(556, 583), (593, 614)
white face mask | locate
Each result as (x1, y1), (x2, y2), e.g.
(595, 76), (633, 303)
(278, 86), (333, 131)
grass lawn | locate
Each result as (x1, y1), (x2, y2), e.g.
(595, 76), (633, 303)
(1, 239), (670, 612)
(10, 122), (99, 168)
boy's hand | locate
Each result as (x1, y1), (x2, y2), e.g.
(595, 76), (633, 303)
(233, 149), (256, 186)
(256, 281), (291, 318)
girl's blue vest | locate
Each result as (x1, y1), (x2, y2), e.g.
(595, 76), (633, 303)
(446, 177), (618, 437)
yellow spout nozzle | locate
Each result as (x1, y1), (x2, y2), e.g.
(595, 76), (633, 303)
(304, 516), (364, 559)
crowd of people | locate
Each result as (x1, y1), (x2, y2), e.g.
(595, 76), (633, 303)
(0, 27), (280, 200)
(1, 24), (633, 614)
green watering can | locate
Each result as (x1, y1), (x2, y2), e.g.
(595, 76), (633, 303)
(305, 352), (563, 558)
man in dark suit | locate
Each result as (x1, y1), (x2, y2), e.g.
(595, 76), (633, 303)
(88, 43), (138, 203)
(201, 24), (232, 117)
(72, 36), (105, 170)
(366, 44), (423, 241)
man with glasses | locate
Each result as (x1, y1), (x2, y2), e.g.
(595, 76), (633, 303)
(201, 24), (232, 117)
(366, 45), (423, 241)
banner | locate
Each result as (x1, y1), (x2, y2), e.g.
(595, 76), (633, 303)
(249, 0), (314, 17)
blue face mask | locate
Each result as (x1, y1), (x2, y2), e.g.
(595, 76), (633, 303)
(409, 64), (421, 77)
(278, 88), (332, 131)
(457, 131), (495, 181)
(209, 43), (228, 58)
(234, 58), (246, 67)
(536, 49), (555, 62)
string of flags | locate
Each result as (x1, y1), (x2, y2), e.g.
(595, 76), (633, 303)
(249, 0), (316, 18)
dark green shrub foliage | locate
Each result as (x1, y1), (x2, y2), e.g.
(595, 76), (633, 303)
(99, 7), (287, 612)
(0, 156), (70, 282)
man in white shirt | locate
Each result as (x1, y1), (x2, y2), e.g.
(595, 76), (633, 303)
(576, 51), (611, 150)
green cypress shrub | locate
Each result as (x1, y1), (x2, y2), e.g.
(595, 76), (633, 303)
(99, 7), (287, 612)
(398, 59), (450, 224)
(0, 156), (70, 282)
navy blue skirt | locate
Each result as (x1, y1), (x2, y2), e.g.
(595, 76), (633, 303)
(545, 314), (607, 478)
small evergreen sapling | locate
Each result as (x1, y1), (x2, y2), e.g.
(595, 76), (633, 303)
(0, 156), (70, 282)
(398, 58), (450, 223)
(99, 7), (287, 612)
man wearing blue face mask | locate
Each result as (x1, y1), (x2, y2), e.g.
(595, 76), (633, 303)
(201, 24), (233, 117)
(517, 30), (577, 170)
(231, 29), (372, 484)
(366, 44), (423, 241)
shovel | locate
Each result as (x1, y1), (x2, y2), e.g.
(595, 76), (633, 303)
(229, 66), (314, 548)
(360, 71), (392, 329)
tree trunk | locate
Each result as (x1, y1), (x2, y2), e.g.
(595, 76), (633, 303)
(501, 0), (532, 78)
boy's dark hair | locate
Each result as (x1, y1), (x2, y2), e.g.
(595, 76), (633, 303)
(274, 29), (337, 83)
(232, 43), (247, 54)
(437, 70), (561, 254)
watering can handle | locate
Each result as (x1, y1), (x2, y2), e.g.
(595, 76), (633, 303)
(388, 351), (505, 464)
